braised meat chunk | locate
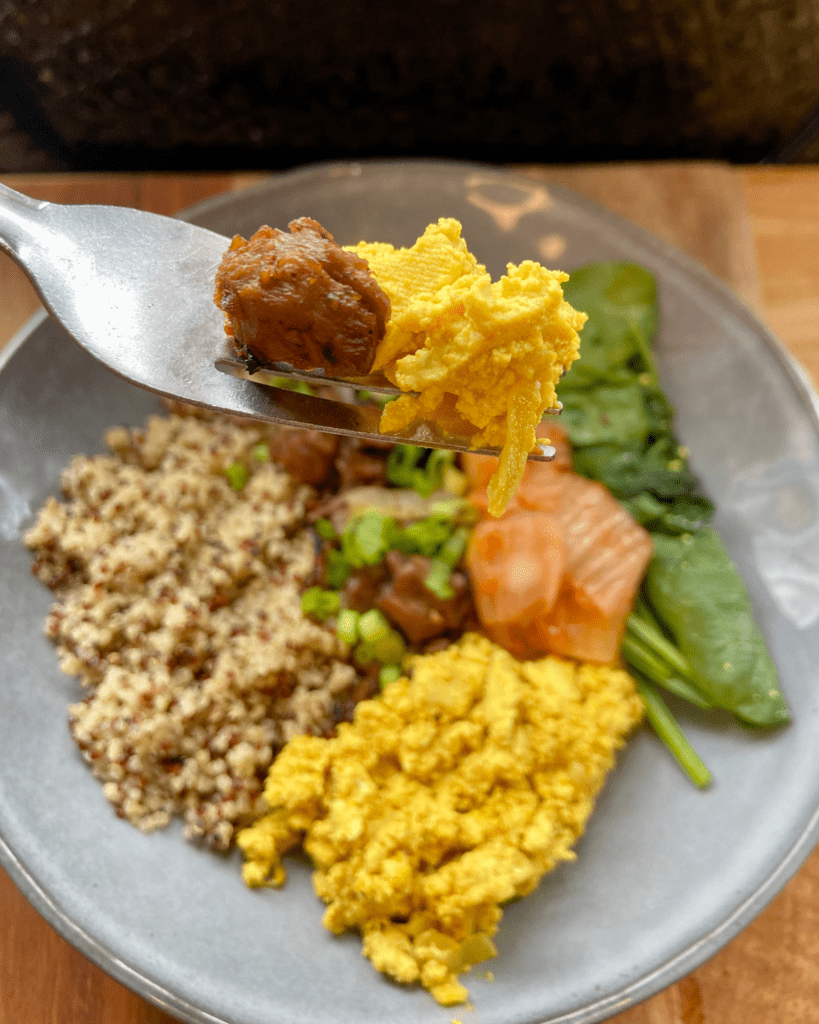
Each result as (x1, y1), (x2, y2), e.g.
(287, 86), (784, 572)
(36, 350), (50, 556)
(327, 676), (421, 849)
(214, 217), (391, 377)
(267, 427), (340, 487)
(376, 550), (472, 644)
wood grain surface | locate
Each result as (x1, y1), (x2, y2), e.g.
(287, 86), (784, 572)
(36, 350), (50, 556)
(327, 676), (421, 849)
(1, 164), (818, 1024)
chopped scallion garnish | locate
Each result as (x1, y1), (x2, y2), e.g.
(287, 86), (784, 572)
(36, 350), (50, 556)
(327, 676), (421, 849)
(396, 515), (452, 557)
(301, 586), (341, 622)
(336, 608), (360, 646)
(315, 517), (338, 541)
(358, 608), (391, 644)
(341, 514), (400, 568)
(225, 461), (249, 490)
(325, 549), (352, 589)
(270, 376), (314, 395)
(386, 444), (454, 497)
(424, 448), (455, 492)
(371, 630), (406, 665)
(386, 444), (424, 489)
(424, 558), (455, 599)
(437, 526), (470, 568)
(379, 664), (402, 687)
(353, 641), (377, 667)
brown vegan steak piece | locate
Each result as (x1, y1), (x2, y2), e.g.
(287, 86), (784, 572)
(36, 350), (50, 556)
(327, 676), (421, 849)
(376, 550), (472, 644)
(214, 217), (390, 377)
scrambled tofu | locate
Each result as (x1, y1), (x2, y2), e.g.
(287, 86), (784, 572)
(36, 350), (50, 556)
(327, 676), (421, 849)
(349, 219), (586, 517)
(238, 633), (642, 1005)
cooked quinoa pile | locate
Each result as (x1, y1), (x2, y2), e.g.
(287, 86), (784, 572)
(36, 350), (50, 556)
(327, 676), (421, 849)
(25, 410), (359, 850)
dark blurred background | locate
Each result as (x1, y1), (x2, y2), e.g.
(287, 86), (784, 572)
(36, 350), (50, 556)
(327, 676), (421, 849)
(1, 0), (818, 173)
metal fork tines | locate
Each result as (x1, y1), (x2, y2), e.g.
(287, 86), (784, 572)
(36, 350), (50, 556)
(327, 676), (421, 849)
(214, 355), (408, 396)
(214, 356), (557, 461)
(217, 356), (564, 410)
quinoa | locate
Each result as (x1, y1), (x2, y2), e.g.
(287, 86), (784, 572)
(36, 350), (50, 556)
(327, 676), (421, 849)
(24, 410), (359, 850)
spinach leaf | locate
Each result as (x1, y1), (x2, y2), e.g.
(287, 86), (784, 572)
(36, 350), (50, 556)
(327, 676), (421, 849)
(561, 262), (658, 379)
(644, 529), (789, 727)
(621, 492), (715, 535)
(559, 383), (650, 446)
(556, 320), (641, 390)
(559, 262), (707, 528)
(572, 438), (704, 502)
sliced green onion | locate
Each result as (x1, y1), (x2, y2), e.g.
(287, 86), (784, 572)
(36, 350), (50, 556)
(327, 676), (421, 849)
(386, 444), (424, 488)
(356, 610), (405, 666)
(336, 608), (360, 646)
(353, 641), (378, 667)
(301, 586), (323, 615)
(251, 442), (270, 462)
(318, 590), (340, 618)
(386, 445), (454, 497)
(424, 448), (455, 490)
(637, 678), (711, 789)
(301, 587), (341, 621)
(424, 558), (455, 600)
(410, 469), (435, 498)
(325, 549), (351, 589)
(270, 376), (314, 395)
(358, 608), (391, 644)
(356, 390), (395, 407)
(429, 497), (477, 523)
(342, 514), (399, 568)
(314, 517), (338, 541)
(225, 461), (249, 490)
(397, 516), (452, 557)
(437, 526), (470, 569)
(379, 664), (402, 687)
(371, 630), (406, 665)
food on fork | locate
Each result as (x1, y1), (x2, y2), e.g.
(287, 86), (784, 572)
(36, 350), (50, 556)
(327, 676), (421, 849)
(215, 216), (585, 517)
(350, 218), (586, 515)
(214, 217), (391, 377)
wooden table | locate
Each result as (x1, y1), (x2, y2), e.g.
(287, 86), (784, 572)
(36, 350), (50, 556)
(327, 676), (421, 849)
(1, 164), (818, 1024)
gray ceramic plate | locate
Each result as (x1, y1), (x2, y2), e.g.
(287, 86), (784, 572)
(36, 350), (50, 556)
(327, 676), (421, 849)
(2, 161), (819, 1024)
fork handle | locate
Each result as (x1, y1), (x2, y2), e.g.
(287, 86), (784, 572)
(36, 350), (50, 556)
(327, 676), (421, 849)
(0, 182), (49, 261)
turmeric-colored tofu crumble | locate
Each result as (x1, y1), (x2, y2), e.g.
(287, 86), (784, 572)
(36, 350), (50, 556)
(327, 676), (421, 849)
(238, 633), (642, 1005)
(348, 219), (585, 516)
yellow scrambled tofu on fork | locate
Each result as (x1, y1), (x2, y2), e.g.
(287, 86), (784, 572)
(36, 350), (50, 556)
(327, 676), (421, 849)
(238, 633), (642, 1006)
(348, 219), (586, 516)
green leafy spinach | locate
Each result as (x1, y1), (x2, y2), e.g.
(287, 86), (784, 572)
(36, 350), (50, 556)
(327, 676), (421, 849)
(645, 529), (788, 727)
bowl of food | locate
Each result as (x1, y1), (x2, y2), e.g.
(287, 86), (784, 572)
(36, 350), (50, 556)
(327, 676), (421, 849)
(1, 160), (818, 1024)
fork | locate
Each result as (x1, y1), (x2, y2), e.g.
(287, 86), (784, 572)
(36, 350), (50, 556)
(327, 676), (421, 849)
(0, 182), (554, 459)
